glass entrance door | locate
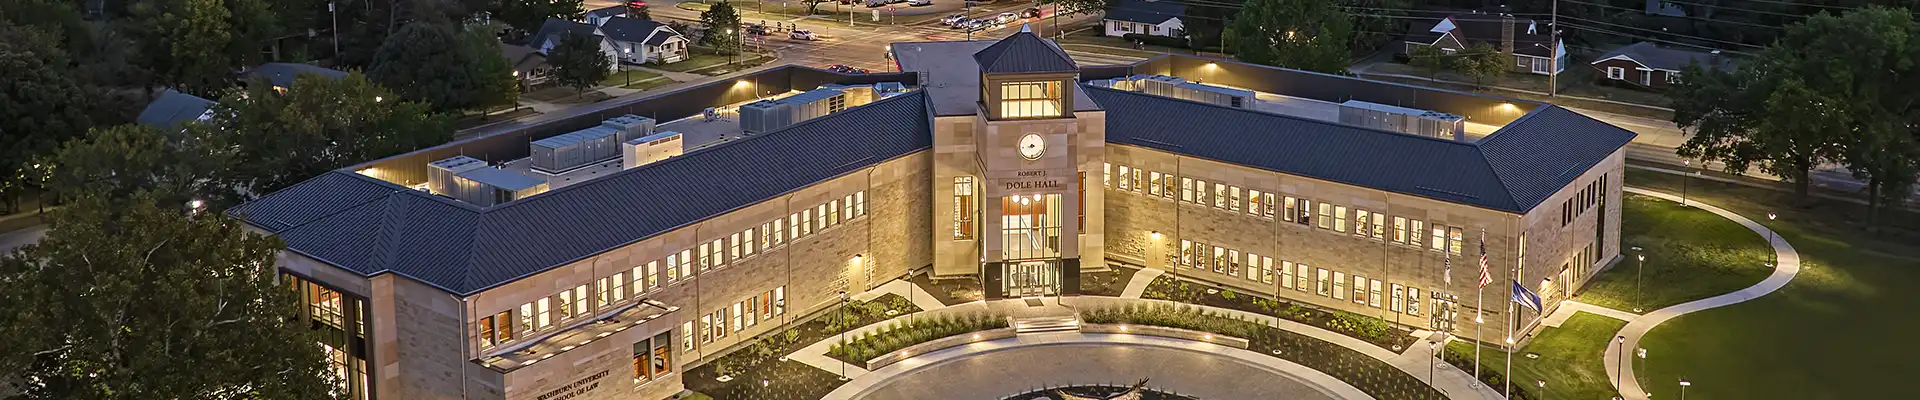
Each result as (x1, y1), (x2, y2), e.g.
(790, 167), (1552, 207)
(1005, 261), (1057, 297)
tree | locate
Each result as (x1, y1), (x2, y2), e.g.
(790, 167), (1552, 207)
(0, 192), (338, 400)
(498, 0), (586, 38)
(627, 0), (649, 19)
(122, 0), (284, 96)
(0, 22), (92, 213)
(547, 31), (612, 95)
(368, 22), (519, 114)
(1224, 0), (1352, 74)
(1406, 44), (1452, 80)
(197, 72), (451, 202)
(1455, 43), (1510, 89)
(699, 0), (740, 54)
(45, 125), (217, 206)
(1672, 60), (1840, 204)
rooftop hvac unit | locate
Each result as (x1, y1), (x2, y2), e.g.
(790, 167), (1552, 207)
(739, 88), (847, 134)
(1171, 82), (1255, 109)
(1338, 100), (1468, 140)
(427, 156), (550, 207)
(600, 115), (656, 143)
(530, 126), (622, 173)
(622, 130), (684, 169)
(874, 82), (908, 98)
(1137, 75), (1185, 97)
(820, 84), (876, 109)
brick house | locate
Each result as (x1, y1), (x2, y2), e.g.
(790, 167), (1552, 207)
(1589, 42), (1731, 89)
(1403, 14), (1566, 76)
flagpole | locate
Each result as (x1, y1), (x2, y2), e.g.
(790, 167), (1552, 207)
(1475, 272), (1483, 380)
(1506, 283), (1515, 398)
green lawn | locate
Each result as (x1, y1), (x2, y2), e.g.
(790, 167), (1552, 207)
(1626, 170), (1920, 399)
(1449, 312), (1626, 400)
(653, 50), (772, 75)
(600, 69), (664, 88)
(1576, 193), (1774, 312)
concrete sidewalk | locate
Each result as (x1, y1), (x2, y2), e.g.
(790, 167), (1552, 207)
(1539, 301), (1640, 328)
(1117, 267), (1163, 298)
(1605, 187), (1803, 400)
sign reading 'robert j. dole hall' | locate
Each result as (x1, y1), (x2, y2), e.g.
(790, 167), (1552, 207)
(1004, 170), (1063, 190)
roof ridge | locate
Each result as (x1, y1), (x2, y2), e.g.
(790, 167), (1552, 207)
(1081, 84), (1486, 149)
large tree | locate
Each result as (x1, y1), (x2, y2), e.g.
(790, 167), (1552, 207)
(1672, 61), (1840, 203)
(1224, 0), (1351, 74)
(0, 22), (93, 213)
(547, 31), (611, 95)
(1455, 42), (1510, 89)
(699, 0), (740, 54)
(123, 0), (283, 96)
(45, 124), (223, 207)
(0, 192), (338, 400)
(498, 0), (585, 38)
(198, 72), (451, 202)
(368, 22), (519, 114)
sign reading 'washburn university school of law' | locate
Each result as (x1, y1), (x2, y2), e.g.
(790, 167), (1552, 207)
(1003, 170), (1062, 190)
(536, 370), (609, 400)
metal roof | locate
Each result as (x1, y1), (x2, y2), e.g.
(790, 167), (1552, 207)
(1104, 0), (1184, 24)
(529, 18), (601, 49)
(598, 17), (667, 44)
(1086, 85), (1634, 212)
(972, 30), (1078, 74)
(247, 63), (348, 88)
(230, 91), (934, 295)
(532, 126), (621, 148)
(893, 39), (1100, 116)
(135, 89), (214, 128)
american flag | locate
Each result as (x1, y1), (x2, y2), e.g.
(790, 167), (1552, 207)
(1477, 231), (1494, 288)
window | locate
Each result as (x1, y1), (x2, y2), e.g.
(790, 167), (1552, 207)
(1317, 268), (1331, 296)
(1229, 187), (1242, 212)
(774, 286), (787, 315)
(479, 315), (497, 348)
(1281, 261), (1295, 289)
(710, 239), (726, 267)
(1181, 178), (1194, 202)
(814, 204), (828, 231)
(1212, 246), (1227, 274)
(1408, 287), (1422, 315)
(1448, 226), (1465, 254)
(1001, 194), (1064, 260)
(1132, 168), (1144, 193)
(1333, 206), (1349, 233)
(1179, 240), (1193, 268)
(699, 314), (712, 343)
(744, 299), (758, 328)
(678, 249), (692, 279)
(743, 228), (756, 257)
(573, 285), (590, 316)
(842, 196), (855, 222)
(761, 291), (774, 320)
(954, 177), (976, 240)
(1392, 217), (1408, 244)
(1148, 172), (1163, 196)
(1116, 167), (1131, 191)
(1317, 203), (1332, 229)
(1607, 66), (1625, 80)
(1161, 174), (1177, 199)
(772, 219), (786, 246)
(631, 265), (647, 294)
(1333, 271), (1347, 300)
(1195, 180), (1210, 205)
(729, 233), (742, 261)
(696, 243), (710, 271)
(535, 298), (552, 329)
(1262, 192), (1276, 219)
(800, 209), (814, 236)
(520, 304), (535, 333)
(731, 302), (743, 332)
(1431, 226), (1447, 252)
(855, 191), (866, 216)
(596, 277), (613, 309)
(682, 322), (695, 351)
(1666, 70), (1682, 84)
(1351, 275), (1365, 304)
(1640, 69), (1652, 86)
(1391, 284), (1405, 312)
(1370, 279), (1383, 307)
(1296, 263), (1310, 292)
(788, 213), (801, 240)
(829, 200), (841, 226)
(1214, 184), (1228, 209)
(1354, 210), (1372, 237)
(999, 81), (1063, 118)
(713, 308), (727, 339)
(1261, 256), (1275, 283)
(1103, 163), (1111, 187)
(1410, 220), (1425, 248)
(1192, 242), (1208, 271)
(1226, 249), (1241, 276)
(556, 291), (574, 320)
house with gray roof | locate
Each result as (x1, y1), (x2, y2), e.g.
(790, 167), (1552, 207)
(1590, 41), (1731, 89)
(227, 32), (1633, 400)
(135, 89), (215, 129)
(1103, 0), (1185, 38)
(244, 62), (348, 90)
(596, 16), (688, 64)
(1404, 14), (1567, 76)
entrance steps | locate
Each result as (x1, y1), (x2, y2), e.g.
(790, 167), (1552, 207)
(1012, 315), (1081, 334)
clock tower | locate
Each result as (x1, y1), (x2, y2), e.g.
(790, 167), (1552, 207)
(927, 27), (1107, 299)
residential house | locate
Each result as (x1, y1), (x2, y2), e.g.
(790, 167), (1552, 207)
(501, 44), (554, 89)
(1404, 14), (1566, 76)
(135, 89), (215, 129)
(597, 17), (689, 64)
(528, 18), (620, 71)
(585, 4), (629, 25)
(1590, 42), (1730, 89)
(1103, 0), (1184, 38)
(245, 62), (348, 91)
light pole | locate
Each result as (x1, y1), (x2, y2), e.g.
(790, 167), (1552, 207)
(1428, 339), (1438, 383)
(1766, 212), (1778, 248)
(1634, 254), (1645, 313)
(838, 290), (849, 381)
(1680, 160), (1692, 205)
(1679, 379), (1691, 400)
(1614, 336), (1626, 392)
(1636, 347), (1647, 399)
(1537, 380), (1546, 399)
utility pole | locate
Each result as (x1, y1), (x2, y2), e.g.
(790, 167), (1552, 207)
(330, 2), (339, 59)
(1549, 0), (1560, 97)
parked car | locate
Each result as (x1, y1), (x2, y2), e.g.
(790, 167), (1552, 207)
(997, 12), (1017, 24)
(824, 64), (870, 74)
(948, 18), (973, 29)
(789, 30), (818, 41)
(1021, 7), (1042, 18)
(965, 19), (989, 31)
(865, 0), (887, 7)
(940, 13), (966, 25)
(744, 23), (769, 36)
(908, 0), (932, 6)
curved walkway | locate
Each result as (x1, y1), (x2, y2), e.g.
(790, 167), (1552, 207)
(1606, 187), (1803, 400)
(820, 332), (1372, 400)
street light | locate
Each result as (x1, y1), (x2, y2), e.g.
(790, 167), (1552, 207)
(1635, 254), (1646, 313)
(1614, 336), (1626, 391)
(1428, 340), (1439, 383)
(1766, 212), (1779, 249)
(838, 290), (849, 381)
(1537, 380), (1546, 399)
(1679, 379), (1691, 400)
(1681, 160), (1692, 205)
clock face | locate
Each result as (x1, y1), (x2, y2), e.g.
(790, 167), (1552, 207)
(1018, 134), (1046, 160)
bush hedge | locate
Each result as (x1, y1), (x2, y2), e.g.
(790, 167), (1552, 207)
(826, 312), (1007, 364)
(1122, 33), (1191, 49)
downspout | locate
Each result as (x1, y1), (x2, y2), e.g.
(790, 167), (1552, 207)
(451, 293), (469, 400)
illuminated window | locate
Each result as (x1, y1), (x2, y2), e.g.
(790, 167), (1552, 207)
(1116, 166), (1130, 191)
(1317, 202), (1331, 229)
(535, 298), (551, 329)
(1248, 190), (1263, 216)
(954, 176), (976, 240)
(1391, 284), (1405, 312)
(1431, 225), (1447, 252)
(855, 191), (867, 216)
(729, 233), (742, 261)
(998, 81), (1063, 118)
(731, 302), (744, 332)
(774, 286), (787, 315)
(1448, 226), (1465, 255)
(1354, 210), (1372, 237)
(1333, 206), (1349, 233)
(1317, 269), (1332, 296)
(773, 219), (786, 246)
(1333, 272), (1347, 300)
(1213, 184), (1227, 209)
(1410, 220), (1425, 248)
(1261, 256), (1274, 284)
(1370, 279), (1383, 307)
(681, 322), (694, 351)
(1408, 287), (1422, 315)
(1371, 212), (1386, 240)
(1392, 217), (1408, 244)
(1001, 194), (1063, 260)
(1148, 172), (1163, 196)
(1281, 261), (1296, 289)
(678, 249), (693, 279)
(556, 291), (574, 320)
(1181, 178), (1193, 202)
(1296, 263), (1310, 292)
(1195, 180), (1209, 205)
(708, 239), (725, 268)
(742, 229), (756, 257)
(1229, 186), (1242, 212)
(572, 285), (589, 316)
(1352, 275), (1366, 304)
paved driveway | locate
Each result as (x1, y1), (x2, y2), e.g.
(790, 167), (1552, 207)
(0, 225), (47, 254)
(853, 341), (1348, 400)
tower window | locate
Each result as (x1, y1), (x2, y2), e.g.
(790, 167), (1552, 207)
(999, 81), (1063, 118)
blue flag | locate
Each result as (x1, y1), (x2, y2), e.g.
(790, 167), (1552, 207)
(1511, 281), (1543, 312)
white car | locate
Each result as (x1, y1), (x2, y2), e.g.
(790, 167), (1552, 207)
(789, 30), (818, 41)
(940, 13), (965, 25)
(908, 0), (932, 6)
(997, 12), (1017, 24)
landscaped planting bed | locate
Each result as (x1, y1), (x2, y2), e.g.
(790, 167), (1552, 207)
(1140, 276), (1417, 350)
(684, 294), (919, 399)
(907, 272), (983, 306)
(1081, 303), (1447, 400)
(1004, 385), (1200, 400)
(826, 312), (1008, 365)
(1078, 266), (1138, 297)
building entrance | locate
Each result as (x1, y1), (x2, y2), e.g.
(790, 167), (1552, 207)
(1005, 261), (1058, 297)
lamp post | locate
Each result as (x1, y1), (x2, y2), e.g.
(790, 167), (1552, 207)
(1637, 347), (1647, 399)
(1537, 380), (1546, 399)
(1680, 160), (1692, 205)
(838, 290), (849, 381)
(1614, 336), (1626, 391)
(1679, 379), (1691, 400)
(1634, 254), (1645, 313)
(1766, 212), (1778, 250)
(1428, 339), (1438, 383)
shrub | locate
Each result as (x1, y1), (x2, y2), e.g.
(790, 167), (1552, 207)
(1122, 33), (1191, 49)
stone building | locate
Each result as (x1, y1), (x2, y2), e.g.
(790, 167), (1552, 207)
(231, 30), (1633, 400)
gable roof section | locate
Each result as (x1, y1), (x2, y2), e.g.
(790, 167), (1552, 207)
(248, 63), (348, 88)
(1405, 15), (1556, 57)
(1086, 85), (1634, 213)
(136, 89), (215, 128)
(599, 17), (667, 43)
(1475, 106), (1637, 209)
(232, 91), (934, 295)
(1592, 42), (1731, 72)
(973, 30), (1078, 74)
(587, 5), (627, 19)
(530, 18), (601, 49)
(1105, 0), (1184, 24)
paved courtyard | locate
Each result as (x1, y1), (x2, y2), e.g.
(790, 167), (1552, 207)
(841, 337), (1356, 400)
